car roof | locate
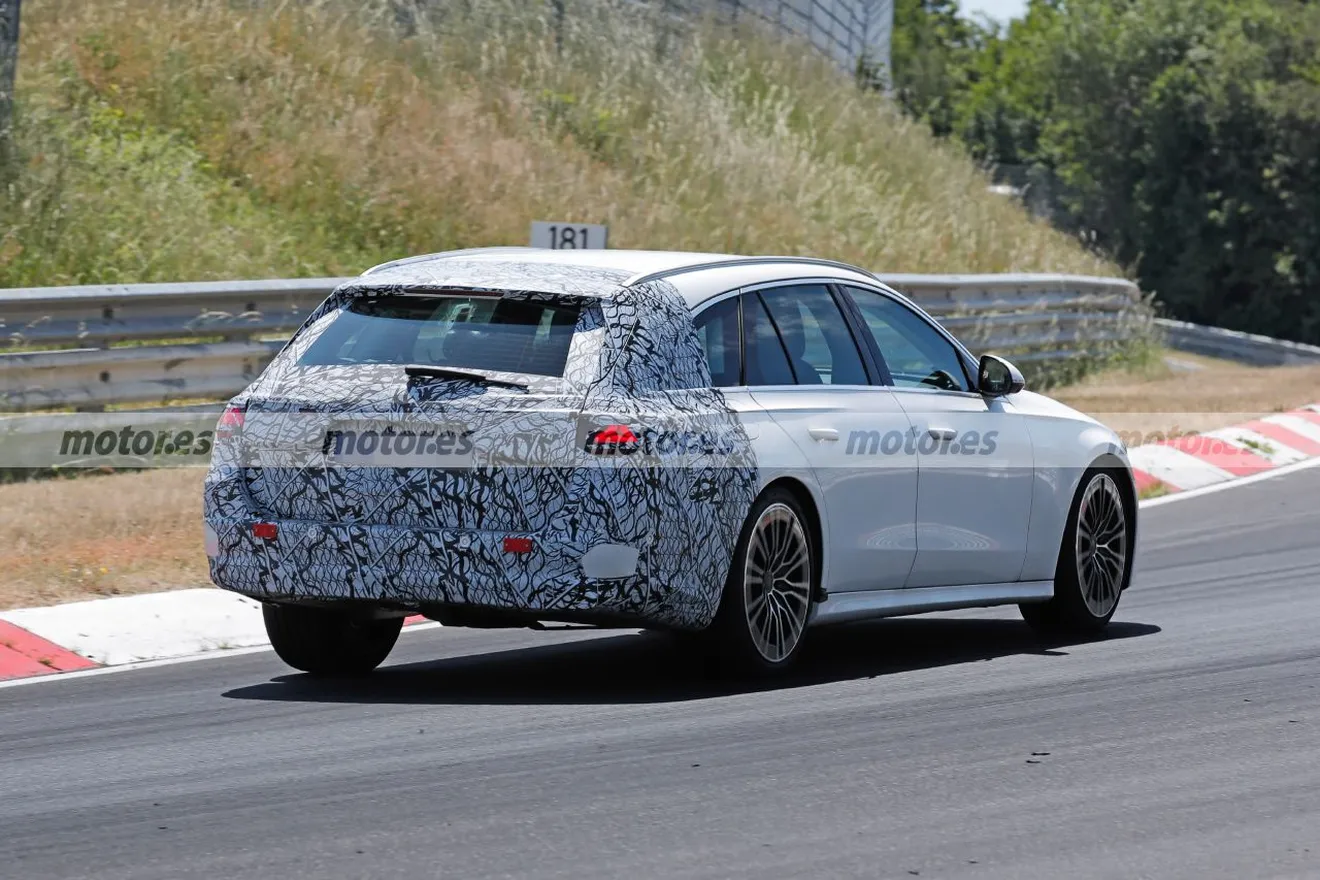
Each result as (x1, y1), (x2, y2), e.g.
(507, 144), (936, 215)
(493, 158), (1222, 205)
(363, 247), (734, 280)
(360, 248), (883, 304)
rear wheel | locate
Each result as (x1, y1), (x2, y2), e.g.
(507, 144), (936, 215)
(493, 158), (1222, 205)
(263, 603), (403, 675)
(1021, 468), (1131, 636)
(705, 488), (816, 674)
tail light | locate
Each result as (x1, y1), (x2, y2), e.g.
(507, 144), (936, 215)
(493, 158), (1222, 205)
(584, 424), (641, 455)
(216, 403), (246, 442)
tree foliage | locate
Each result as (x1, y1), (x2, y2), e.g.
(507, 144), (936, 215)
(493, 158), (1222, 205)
(890, 0), (983, 137)
(894, 0), (1320, 343)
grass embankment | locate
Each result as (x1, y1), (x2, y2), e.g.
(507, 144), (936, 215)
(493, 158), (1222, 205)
(0, 0), (1144, 608)
(2, 0), (1118, 288)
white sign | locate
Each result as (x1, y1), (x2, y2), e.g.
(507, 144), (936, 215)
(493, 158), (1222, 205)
(530, 221), (609, 250)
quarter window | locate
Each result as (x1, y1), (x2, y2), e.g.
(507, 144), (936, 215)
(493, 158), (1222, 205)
(844, 287), (970, 392)
(743, 294), (796, 386)
(692, 297), (742, 387)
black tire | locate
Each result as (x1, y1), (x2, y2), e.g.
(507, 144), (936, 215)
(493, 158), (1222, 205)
(703, 487), (817, 675)
(263, 603), (403, 675)
(1021, 466), (1133, 636)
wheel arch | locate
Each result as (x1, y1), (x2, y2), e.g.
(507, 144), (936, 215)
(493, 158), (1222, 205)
(759, 476), (826, 601)
(1092, 452), (1137, 513)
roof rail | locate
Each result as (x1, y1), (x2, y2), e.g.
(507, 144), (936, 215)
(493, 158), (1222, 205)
(623, 255), (880, 287)
(361, 247), (537, 276)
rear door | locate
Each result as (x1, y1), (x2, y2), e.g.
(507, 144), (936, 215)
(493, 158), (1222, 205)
(839, 285), (1035, 587)
(736, 282), (919, 593)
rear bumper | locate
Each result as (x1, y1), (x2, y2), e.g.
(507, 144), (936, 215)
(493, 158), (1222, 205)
(204, 516), (714, 630)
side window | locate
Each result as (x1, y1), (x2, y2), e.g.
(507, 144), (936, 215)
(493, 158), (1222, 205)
(743, 294), (796, 386)
(844, 287), (970, 392)
(692, 297), (742, 387)
(758, 285), (870, 386)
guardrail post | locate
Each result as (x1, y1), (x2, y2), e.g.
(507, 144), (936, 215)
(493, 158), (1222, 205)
(0, 0), (20, 160)
(78, 299), (112, 413)
(551, 0), (564, 54)
(654, 0), (679, 61)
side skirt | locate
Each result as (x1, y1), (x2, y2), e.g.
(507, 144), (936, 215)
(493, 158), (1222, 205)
(808, 580), (1054, 627)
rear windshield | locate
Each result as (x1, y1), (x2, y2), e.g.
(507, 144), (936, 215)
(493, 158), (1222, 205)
(297, 292), (582, 377)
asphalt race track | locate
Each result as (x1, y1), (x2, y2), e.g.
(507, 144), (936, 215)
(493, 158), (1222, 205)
(4, 469), (1319, 879)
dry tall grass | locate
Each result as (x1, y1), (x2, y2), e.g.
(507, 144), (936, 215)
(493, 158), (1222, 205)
(3, 0), (1121, 287)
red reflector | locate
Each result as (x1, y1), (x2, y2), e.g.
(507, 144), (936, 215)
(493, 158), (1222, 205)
(503, 536), (534, 554)
(252, 522), (278, 541)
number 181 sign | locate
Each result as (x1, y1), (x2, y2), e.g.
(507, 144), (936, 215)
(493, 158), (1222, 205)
(530, 221), (609, 250)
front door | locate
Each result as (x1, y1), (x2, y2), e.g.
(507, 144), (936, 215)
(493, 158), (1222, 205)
(839, 285), (1034, 587)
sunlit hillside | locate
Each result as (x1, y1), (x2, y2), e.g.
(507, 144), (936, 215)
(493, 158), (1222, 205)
(0, 0), (1121, 287)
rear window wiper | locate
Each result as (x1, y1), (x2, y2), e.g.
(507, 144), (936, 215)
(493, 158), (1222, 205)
(403, 364), (529, 392)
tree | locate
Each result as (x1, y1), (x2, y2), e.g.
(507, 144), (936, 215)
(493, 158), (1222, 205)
(890, 0), (986, 137)
(904, 0), (1320, 343)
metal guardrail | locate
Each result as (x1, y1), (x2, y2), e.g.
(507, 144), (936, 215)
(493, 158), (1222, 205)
(0, 272), (1146, 411)
(880, 273), (1145, 364)
(1155, 318), (1320, 367)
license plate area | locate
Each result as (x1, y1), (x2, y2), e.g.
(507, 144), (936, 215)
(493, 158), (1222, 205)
(321, 419), (474, 469)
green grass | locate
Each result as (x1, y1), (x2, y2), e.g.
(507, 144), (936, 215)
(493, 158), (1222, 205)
(1236, 437), (1275, 456)
(1138, 482), (1171, 501)
(0, 87), (325, 287)
(2, 0), (1125, 290)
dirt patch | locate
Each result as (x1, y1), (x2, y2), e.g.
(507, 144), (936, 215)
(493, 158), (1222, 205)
(0, 468), (210, 610)
(1050, 352), (1320, 438)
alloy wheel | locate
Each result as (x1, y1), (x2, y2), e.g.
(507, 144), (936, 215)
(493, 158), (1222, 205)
(742, 502), (812, 663)
(1076, 473), (1127, 617)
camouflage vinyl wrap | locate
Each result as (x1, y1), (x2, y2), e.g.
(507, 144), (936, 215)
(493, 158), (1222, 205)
(203, 259), (759, 629)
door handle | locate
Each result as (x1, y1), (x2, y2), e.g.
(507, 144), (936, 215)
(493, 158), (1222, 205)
(927, 427), (956, 441)
(808, 427), (840, 442)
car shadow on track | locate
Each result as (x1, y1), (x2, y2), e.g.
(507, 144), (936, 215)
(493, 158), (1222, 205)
(222, 617), (1161, 706)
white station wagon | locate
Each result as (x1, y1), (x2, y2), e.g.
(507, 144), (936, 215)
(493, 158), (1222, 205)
(203, 249), (1137, 674)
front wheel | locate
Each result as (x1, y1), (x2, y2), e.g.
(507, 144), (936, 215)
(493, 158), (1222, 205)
(263, 603), (403, 675)
(1021, 468), (1132, 636)
(704, 488), (817, 674)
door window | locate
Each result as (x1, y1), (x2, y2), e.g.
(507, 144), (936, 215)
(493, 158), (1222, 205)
(757, 285), (870, 386)
(844, 287), (970, 392)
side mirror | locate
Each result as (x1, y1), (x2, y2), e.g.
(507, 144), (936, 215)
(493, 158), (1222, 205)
(978, 354), (1025, 397)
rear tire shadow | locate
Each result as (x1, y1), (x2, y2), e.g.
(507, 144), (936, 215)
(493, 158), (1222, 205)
(222, 617), (1161, 706)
